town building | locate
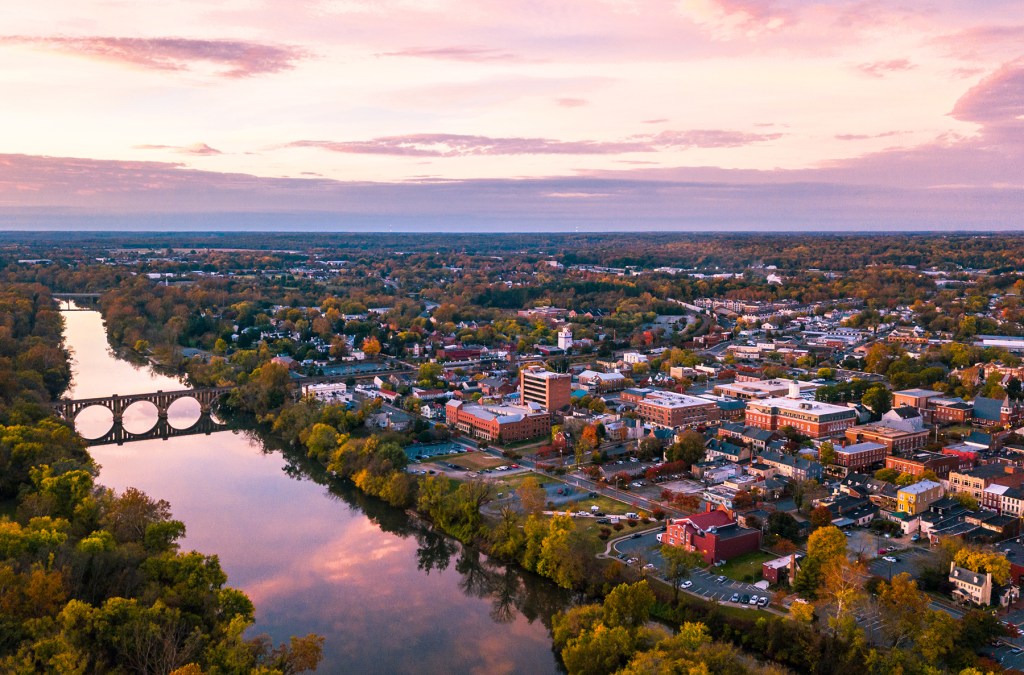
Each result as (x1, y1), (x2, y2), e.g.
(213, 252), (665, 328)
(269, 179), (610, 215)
(931, 397), (973, 425)
(885, 451), (960, 479)
(557, 326), (573, 351)
(636, 390), (720, 429)
(519, 366), (571, 411)
(713, 378), (818, 401)
(844, 423), (928, 453)
(833, 441), (887, 471)
(949, 464), (1024, 502)
(762, 554), (802, 585)
(973, 395), (1024, 428)
(896, 480), (945, 515)
(745, 382), (856, 439)
(577, 370), (627, 392)
(663, 509), (762, 565)
(445, 400), (551, 443)
(892, 388), (943, 411)
(758, 450), (824, 481)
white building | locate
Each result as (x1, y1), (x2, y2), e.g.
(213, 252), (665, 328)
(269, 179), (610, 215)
(558, 326), (574, 351)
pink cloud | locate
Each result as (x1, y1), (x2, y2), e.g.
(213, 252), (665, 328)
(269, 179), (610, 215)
(288, 129), (781, 157)
(135, 143), (223, 156)
(951, 60), (1024, 129)
(834, 131), (904, 141)
(0, 36), (307, 77)
(856, 59), (915, 78)
(556, 98), (588, 107)
(376, 46), (521, 62)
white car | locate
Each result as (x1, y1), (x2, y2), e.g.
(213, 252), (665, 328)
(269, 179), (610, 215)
(680, 580), (693, 589)
(749, 595), (759, 605)
(882, 555), (897, 563)
(656, 533), (663, 543)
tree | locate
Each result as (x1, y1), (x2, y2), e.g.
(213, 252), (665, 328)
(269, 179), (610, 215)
(861, 385), (893, 417)
(361, 336), (381, 358)
(818, 441), (836, 466)
(809, 505), (834, 529)
(516, 475), (546, 515)
(661, 546), (703, 605)
(665, 430), (705, 467)
(767, 511), (801, 541)
(952, 493), (979, 511)
(602, 580), (656, 629)
(953, 547), (1011, 585)
(877, 573), (928, 648)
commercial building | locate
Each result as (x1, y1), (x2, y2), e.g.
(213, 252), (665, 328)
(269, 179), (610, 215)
(519, 366), (571, 411)
(445, 400), (551, 443)
(833, 441), (888, 471)
(577, 370), (627, 392)
(663, 509), (762, 565)
(885, 451), (960, 479)
(948, 464), (1024, 502)
(745, 386), (856, 439)
(896, 480), (944, 515)
(931, 398), (973, 425)
(713, 378), (818, 401)
(636, 390), (720, 429)
(845, 423), (928, 453)
(892, 388), (943, 411)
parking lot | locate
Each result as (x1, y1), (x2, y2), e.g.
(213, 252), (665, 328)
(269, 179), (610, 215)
(612, 530), (774, 607)
(866, 546), (931, 580)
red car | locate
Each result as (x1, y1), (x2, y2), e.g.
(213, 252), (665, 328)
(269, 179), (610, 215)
(877, 548), (887, 555)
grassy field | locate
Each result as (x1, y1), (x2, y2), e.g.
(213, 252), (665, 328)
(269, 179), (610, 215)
(716, 550), (775, 583)
(436, 452), (507, 471)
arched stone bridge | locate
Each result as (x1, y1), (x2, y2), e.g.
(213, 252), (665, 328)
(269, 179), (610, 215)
(53, 387), (234, 446)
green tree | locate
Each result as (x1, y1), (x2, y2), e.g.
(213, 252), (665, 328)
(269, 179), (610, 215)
(818, 441), (836, 466)
(661, 546), (703, 605)
(861, 385), (893, 416)
(602, 579), (656, 629)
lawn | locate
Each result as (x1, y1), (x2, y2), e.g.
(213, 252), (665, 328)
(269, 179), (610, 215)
(716, 550), (776, 583)
(437, 453), (506, 471)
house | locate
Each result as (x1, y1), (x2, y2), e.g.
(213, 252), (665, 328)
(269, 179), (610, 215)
(896, 480), (945, 515)
(578, 370), (627, 392)
(931, 397), (973, 425)
(892, 388), (943, 411)
(763, 554), (802, 585)
(663, 508), (762, 565)
(949, 563), (1019, 607)
(758, 450), (823, 482)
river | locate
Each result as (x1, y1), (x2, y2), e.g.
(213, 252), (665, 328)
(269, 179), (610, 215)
(62, 307), (568, 674)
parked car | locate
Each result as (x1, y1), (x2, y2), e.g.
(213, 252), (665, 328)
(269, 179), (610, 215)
(757, 596), (769, 607)
(716, 576), (727, 584)
(730, 593), (740, 603)
(882, 556), (897, 563)
(680, 580), (693, 589)
(740, 594), (749, 604)
(749, 595), (759, 606)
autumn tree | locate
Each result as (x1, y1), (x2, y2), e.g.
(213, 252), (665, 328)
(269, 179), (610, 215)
(516, 475), (547, 515)
(809, 505), (834, 529)
(361, 336), (382, 358)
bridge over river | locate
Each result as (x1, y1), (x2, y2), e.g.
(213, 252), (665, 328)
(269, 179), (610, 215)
(53, 387), (233, 445)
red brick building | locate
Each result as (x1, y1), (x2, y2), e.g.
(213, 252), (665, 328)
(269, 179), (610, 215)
(519, 366), (572, 411)
(833, 441), (887, 471)
(745, 396), (856, 439)
(636, 391), (720, 429)
(845, 424), (928, 453)
(445, 400), (551, 443)
(885, 451), (960, 479)
(663, 508), (762, 565)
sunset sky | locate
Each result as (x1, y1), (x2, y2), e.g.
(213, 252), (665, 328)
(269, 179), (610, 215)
(2, 0), (1023, 230)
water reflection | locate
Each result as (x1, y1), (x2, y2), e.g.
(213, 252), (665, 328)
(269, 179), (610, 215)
(64, 308), (568, 674)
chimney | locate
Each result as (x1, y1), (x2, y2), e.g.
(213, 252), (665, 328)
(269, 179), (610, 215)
(788, 380), (801, 399)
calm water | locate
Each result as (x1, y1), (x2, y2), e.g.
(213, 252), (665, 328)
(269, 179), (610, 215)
(63, 308), (566, 674)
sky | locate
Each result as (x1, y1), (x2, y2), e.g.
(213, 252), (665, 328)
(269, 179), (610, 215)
(1, 0), (1023, 231)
